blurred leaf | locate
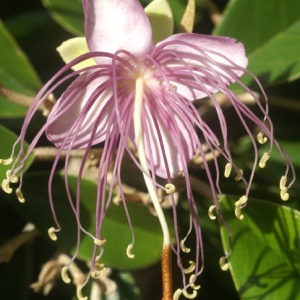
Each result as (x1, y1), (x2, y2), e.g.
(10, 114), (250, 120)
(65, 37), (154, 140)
(42, 0), (84, 36)
(0, 97), (28, 118)
(214, 0), (300, 87)
(0, 20), (41, 95)
(0, 125), (34, 182)
(18, 172), (174, 269)
(220, 197), (300, 300)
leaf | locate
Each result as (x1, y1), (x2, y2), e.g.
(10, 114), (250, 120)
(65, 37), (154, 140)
(0, 20), (41, 95)
(214, 0), (300, 87)
(17, 172), (174, 269)
(220, 197), (300, 300)
(42, 0), (84, 36)
(0, 125), (34, 183)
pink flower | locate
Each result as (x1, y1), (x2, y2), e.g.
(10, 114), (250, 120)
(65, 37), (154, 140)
(1, 0), (295, 299)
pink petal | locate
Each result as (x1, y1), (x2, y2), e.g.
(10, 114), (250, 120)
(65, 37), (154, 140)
(156, 33), (248, 100)
(46, 73), (113, 149)
(83, 0), (154, 61)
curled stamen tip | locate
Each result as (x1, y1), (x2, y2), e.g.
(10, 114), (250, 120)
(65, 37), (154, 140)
(94, 238), (106, 246)
(173, 289), (183, 300)
(77, 286), (88, 300)
(0, 158), (13, 165)
(219, 257), (230, 271)
(259, 152), (270, 168)
(183, 289), (198, 299)
(257, 131), (268, 144)
(6, 170), (18, 183)
(235, 169), (243, 181)
(235, 206), (245, 220)
(165, 183), (176, 194)
(208, 205), (217, 220)
(224, 163), (232, 178)
(48, 227), (58, 241)
(2, 179), (12, 194)
(180, 239), (190, 253)
(183, 260), (195, 274)
(16, 188), (25, 203)
(280, 176), (287, 190)
(61, 266), (71, 284)
(126, 244), (135, 259)
(280, 189), (289, 201)
(189, 274), (201, 290)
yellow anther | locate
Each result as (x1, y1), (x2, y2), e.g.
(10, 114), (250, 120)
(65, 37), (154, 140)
(2, 179), (12, 194)
(16, 188), (25, 203)
(6, 170), (18, 183)
(61, 266), (71, 283)
(224, 163), (232, 178)
(235, 195), (248, 206)
(180, 239), (190, 253)
(91, 261), (106, 279)
(235, 206), (245, 220)
(280, 188), (289, 201)
(257, 131), (268, 144)
(280, 176), (287, 190)
(165, 183), (176, 194)
(76, 286), (88, 300)
(183, 260), (195, 274)
(94, 238), (106, 246)
(235, 169), (243, 181)
(189, 274), (201, 290)
(219, 256), (230, 271)
(183, 289), (198, 299)
(126, 244), (135, 259)
(259, 152), (270, 168)
(0, 158), (13, 165)
(48, 227), (58, 241)
(173, 289), (183, 300)
(208, 205), (217, 220)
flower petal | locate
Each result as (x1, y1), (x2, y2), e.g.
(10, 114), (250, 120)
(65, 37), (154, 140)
(57, 37), (96, 71)
(83, 0), (154, 60)
(156, 33), (248, 100)
(46, 72), (113, 148)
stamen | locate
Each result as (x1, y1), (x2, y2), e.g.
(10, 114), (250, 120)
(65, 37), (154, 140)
(219, 256), (229, 271)
(0, 158), (13, 165)
(2, 179), (12, 194)
(183, 289), (197, 299)
(6, 170), (18, 183)
(91, 261), (106, 279)
(280, 188), (289, 201)
(183, 260), (195, 274)
(76, 286), (88, 300)
(189, 274), (200, 290)
(126, 244), (135, 259)
(48, 227), (58, 241)
(173, 289), (183, 300)
(280, 175), (287, 190)
(259, 152), (270, 168)
(224, 163), (232, 178)
(234, 169), (243, 181)
(165, 183), (176, 194)
(94, 238), (106, 246)
(234, 195), (247, 220)
(180, 239), (191, 253)
(15, 188), (25, 203)
(61, 266), (71, 283)
(208, 205), (217, 220)
(257, 131), (268, 144)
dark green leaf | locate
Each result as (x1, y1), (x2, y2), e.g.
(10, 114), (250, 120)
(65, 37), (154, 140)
(220, 197), (300, 300)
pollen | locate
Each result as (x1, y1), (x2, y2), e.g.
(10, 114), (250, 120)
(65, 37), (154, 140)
(183, 289), (197, 299)
(165, 183), (176, 194)
(2, 179), (12, 194)
(280, 175), (287, 190)
(180, 239), (191, 253)
(16, 188), (25, 203)
(259, 152), (270, 168)
(173, 289), (183, 300)
(48, 227), (58, 241)
(208, 205), (217, 220)
(126, 244), (135, 258)
(0, 157), (13, 165)
(224, 163), (232, 178)
(94, 238), (106, 246)
(219, 256), (229, 271)
(183, 260), (195, 274)
(280, 188), (289, 201)
(76, 286), (88, 300)
(61, 266), (71, 283)
(257, 131), (268, 144)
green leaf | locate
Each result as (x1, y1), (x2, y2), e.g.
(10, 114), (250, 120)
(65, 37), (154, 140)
(42, 0), (84, 36)
(0, 20), (41, 95)
(214, 0), (300, 87)
(220, 197), (300, 300)
(0, 97), (28, 118)
(0, 125), (34, 182)
(17, 172), (174, 269)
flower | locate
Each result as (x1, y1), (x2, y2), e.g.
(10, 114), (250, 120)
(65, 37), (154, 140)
(1, 0), (295, 299)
